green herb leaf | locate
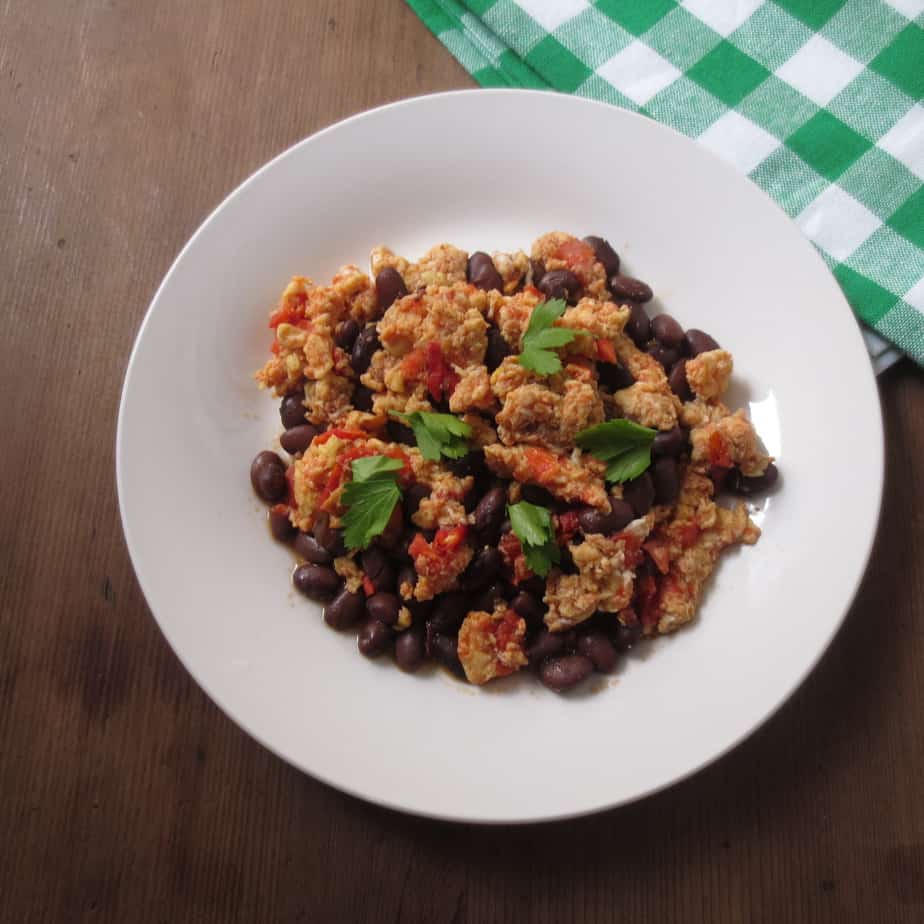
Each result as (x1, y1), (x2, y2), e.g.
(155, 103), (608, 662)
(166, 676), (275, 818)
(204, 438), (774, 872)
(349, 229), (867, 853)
(605, 445), (653, 484)
(575, 419), (657, 483)
(341, 455), (403, 550)
(350, 454), (404, 481)
(507, 501), (560, 577)
(389, 410), (472, 462)
(517, 298), (577, 376)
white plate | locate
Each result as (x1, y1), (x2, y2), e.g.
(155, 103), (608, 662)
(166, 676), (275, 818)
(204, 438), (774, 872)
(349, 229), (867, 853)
(117, 90), (883, 823)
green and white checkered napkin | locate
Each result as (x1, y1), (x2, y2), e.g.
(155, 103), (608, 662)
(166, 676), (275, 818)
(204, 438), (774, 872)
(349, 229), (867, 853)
(406, 0), (924, 371)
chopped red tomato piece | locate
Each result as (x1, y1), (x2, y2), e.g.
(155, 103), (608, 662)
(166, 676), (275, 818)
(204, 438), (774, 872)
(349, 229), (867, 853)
(410, 526), (469, 579)
(362, 575), (376, 597)
(400, 347), (427, 381)
(636, 573), (661, 630)
(555, 510), (581, 545)
(708, 430), (732, 469)
(425, 341), (459, 402)
(596, 338), (617, 364)
(675, 523), (700, 548)
(268, 292), (307, 329)
(524, 447), (559, 483)
(555, 238), (595, 270)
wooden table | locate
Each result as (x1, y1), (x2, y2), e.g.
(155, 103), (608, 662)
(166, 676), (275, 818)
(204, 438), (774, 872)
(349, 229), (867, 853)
(2, 2), (922, 921)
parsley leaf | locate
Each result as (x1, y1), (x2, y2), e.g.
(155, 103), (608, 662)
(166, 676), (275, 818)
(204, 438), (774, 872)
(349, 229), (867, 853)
(341, 455), (403, 550)
(389, 410), (472, 462)
(575, 419), (657, 483)
(507, 501), (561, 577)
(517, 298), (577, 376)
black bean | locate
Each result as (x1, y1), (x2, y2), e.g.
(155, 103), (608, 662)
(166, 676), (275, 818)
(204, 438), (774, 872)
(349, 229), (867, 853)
(350, 326), (379, 374)
(652, 457), (680, 505)
(613, 621), (642, 652)
(684, 328), (720, 357)
(375, 267), (408, 312)
(397, 565), (416, 600)
(358, 618), (393, 658)
(729, 462), (779, 496)
(622, 472), (655, 517)
(521, 484), (555, 507)
(353, 385), (374, 412)
(511, 592), (544, 628)
(463, 548), (501, 589)
(269, 506), (295, 542)
(668, 359), (692, 401)
(598, 361), (634, 391)
(520, 575), (546, 599)
(447, 450), (486, 480)
(540, 654), (594, 692)
(361, 547), (396, 593)
(395, 625), (425, 672)
(431, 633), (463, 677)
(312, 513), (346, 557)
(473, 581), (505, 613)
(538, 269), (581, 304)
(386, 419), (415, 445)
(250, 451), (287, 503)
(647, 342), (681, 370)
(529, 259), (546, 286)
(324, 589), (364, 630)
(558, 545), (578, 575)
(334, 318), (360, 350)
(367, 592), (401, 626)
(376, 505), (404, 550)
(280, 393), (306, 429)
(280, 424), (319, 455)
(467, 252), (504, 292)
(578, 501), (635, 535)
(560, 629), (579, 653)
(526, 629), (564, 667)
(624, 302), (650, 346)
(652, 426), (685, 457)
(577, 630), (617, 673)
(293, 563), (341, 600)
(651, 314), (684, 349)
(403, 484), (429, 519)
(485, 327), (511, 372)
(583, 236), (620, 277)
(609, 275), (653, 303)
(429, 593), (467, 634)
(294, 532), (332, 564)
(474, 486), (506, 537)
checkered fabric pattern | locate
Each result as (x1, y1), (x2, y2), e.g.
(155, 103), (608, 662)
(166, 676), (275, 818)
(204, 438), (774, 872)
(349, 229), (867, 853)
(406, 0), (924, 369)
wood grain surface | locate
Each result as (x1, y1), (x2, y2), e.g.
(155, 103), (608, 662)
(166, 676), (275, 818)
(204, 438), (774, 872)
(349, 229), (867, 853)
(2, 2), (922, 922)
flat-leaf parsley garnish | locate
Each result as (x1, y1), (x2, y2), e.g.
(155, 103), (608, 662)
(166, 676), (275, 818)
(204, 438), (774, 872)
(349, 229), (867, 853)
(507, 500), (560, 577)
(389, 410), (471, 461)
(575, 419), (657, 483)
(341, 455), (404, 550)
(516, 298), (577, 376)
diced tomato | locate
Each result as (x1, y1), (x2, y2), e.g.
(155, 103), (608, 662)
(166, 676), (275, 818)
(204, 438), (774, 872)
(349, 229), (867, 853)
(425, 341), (460, 403)
(524, 447), (559, 483)
(268, 291), (307, 329)
(643, 539), (671, 575)
(317, 461), (345, 509)
(675, 523), (700, 549)
(401, 348), (427, 381)
(409, 525), (469, 578)
(499, 532), (532, 584)
(613, 532), (644, 568)
(555, 238), (595, 270)
(362, 575), (376, 597)
(596, 338), (617, 364)
(314, 427), (368, 445)
(636, 573), (661, 630)
(708, 430), (732, 469)
(270, 339), (281, 355)
(555, 510), (581, 545)
(494, 610), (521, 651)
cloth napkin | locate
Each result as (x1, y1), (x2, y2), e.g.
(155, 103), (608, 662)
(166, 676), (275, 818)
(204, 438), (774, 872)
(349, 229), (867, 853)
(406, 0), (924, 371)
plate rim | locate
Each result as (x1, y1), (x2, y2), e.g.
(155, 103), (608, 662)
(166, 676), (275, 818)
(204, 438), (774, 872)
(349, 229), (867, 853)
(116, 88), (885, 824)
